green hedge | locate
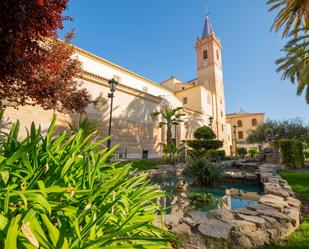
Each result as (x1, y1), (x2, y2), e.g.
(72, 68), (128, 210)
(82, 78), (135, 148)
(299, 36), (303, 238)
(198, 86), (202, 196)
(279, 139), (304, 168)
(193, 126), (216, 140)
(248, 147), (259, 158)
(187, 140), (223, 151)
(206, 149), (226, 162)
(304, 149), (309, 159)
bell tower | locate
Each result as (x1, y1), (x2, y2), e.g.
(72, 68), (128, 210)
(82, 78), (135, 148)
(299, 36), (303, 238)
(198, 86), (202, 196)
(195, 12), (227, 141)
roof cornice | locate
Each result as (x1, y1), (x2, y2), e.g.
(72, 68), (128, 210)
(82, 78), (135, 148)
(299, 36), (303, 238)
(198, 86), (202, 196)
(73, 45), (173, 94)
(79, 71), (162, 103)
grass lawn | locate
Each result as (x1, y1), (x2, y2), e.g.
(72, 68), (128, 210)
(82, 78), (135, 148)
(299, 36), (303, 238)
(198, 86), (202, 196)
(260, 170), (309, 249)
(279, 171), (309, 201)
(116, 160), (159, 171)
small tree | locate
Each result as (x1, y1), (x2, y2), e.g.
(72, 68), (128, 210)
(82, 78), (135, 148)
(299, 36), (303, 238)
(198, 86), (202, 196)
(247, 118), (309, 144)
(0, 0), (90, 113)
(187, 126), (223, 157)
(152, 107), (185, 145)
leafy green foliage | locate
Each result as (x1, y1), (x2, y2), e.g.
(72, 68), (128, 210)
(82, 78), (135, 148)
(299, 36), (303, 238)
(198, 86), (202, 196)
(279, 139), (304, 168)
(205, 149), (226, 162)
(0, 116), (175, 248)
(162, 143), (185, 164)
(237, 147), (248, 158)
(187, 126), (223, 158)
(267, 0), (309, 104)
(187, 140), (223, 152)
(247, 118), (309, 144)
(186, 157), (225, 185)
(152, 107), (185, 145)
(193, 126), (216, 140)
(68, 116), (99, 139)
(248, 147), (259, 158)
(267, 0), (308, 38)
(188, 192), (226, 210)
(303, 149), (309, 159)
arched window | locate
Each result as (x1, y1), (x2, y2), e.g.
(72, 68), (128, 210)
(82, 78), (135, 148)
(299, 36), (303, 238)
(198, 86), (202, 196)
(252, 118), (257, 126)
(203, 50), (208, 60)
(237, 120), (243, 127)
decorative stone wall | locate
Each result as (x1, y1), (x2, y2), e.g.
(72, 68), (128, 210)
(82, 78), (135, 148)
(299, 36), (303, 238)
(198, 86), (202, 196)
(166, 163), (301, 248)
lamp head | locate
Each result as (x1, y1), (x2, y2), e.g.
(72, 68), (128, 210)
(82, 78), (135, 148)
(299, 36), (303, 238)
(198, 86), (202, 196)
(108, 78), (119, 92)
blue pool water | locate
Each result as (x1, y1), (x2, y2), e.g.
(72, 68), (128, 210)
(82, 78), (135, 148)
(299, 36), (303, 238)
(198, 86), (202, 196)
(151, 173), (264, 212)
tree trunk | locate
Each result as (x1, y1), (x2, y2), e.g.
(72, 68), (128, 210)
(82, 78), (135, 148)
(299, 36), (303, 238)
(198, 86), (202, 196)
(167, 126), (172, 145)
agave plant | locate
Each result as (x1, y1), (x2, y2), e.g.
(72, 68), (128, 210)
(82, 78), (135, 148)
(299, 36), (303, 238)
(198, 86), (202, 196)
(0, 116), (176, 248)
(68, 116), (99, 138)
(186, 157), (225, 185)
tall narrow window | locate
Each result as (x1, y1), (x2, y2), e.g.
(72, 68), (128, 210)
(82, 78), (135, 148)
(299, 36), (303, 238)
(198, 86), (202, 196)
(238, 131), (244, 139)
(203, 50), (208, 60)
(183, 97), (188, 104)
(252, 118), (257, 126)
(216, 50), (219, 60)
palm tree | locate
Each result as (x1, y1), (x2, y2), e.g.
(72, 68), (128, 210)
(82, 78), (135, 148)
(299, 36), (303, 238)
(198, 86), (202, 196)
(267, 0), (309, 38)
(268, 0), (309, 101)
(152, 107), (185, 145)
(276, 32), (309, 102)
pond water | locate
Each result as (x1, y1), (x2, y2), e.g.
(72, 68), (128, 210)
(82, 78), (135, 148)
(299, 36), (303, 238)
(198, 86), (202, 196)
(151, 172), (264, 213)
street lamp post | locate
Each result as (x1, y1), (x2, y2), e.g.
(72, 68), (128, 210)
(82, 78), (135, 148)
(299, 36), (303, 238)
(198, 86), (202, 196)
(107, 78), (119, 150)
(209, 116), (214, 128)
(233, 125), (237, 156)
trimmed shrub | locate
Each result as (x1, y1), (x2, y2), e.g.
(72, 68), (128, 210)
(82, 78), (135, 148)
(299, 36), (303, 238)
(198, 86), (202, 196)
(304, 149), (309, 159)
(193, 126), (216, 140)
(187, 126), (224, 160)
(206, 149), (226, 162)
(187, 140), (223, 151)
(248, 147), (259, 158)
(237, 147), (247, 158)
(279, 139), (304, 168)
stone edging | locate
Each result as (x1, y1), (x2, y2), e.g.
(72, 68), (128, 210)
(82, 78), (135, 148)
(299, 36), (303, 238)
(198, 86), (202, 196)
(166, 163), (302, 248)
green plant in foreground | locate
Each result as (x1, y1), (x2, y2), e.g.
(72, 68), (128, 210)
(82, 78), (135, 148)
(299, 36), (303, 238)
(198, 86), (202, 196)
(186, 157), (225, 185)
(0, 116), (175, 248)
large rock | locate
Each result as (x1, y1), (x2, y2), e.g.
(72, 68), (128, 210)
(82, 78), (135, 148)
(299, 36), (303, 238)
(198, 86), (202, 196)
(278, 222), (297, 239)
(236, 235), (253, 248)
(283, 208), (300, 227)
(267, 229), (279, 242)
(246, 230), (270, 247)
(264, 187), (290, 198)
(165, 214), (180, 228)
(236, 214), (266, 228)
(286, 196), (301, 209)
(188, 211), (208, 224)
(198, 218), (232, 240)
(248, 204), (277, 212)
(228, 220), (257, 233)
(233, 208), (258, 216)
(259, 194), (288, 212)
(257, 209), (290, 222)
(207, 209), (234, 221)
(172, 223), (192, 235)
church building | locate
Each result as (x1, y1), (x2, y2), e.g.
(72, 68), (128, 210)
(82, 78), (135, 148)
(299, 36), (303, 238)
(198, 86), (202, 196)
(5, 13), (232, 159)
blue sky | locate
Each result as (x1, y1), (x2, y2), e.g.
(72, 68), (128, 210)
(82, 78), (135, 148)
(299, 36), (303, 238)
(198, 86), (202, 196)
(60, 0), (309, 122)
